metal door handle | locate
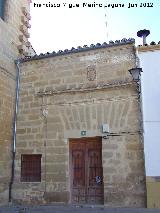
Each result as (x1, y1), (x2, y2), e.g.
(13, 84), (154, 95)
(95, 176), (101, 183)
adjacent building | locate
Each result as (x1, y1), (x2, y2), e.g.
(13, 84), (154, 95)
(138, 43), (160, 208)
(0, 0), (33, 204)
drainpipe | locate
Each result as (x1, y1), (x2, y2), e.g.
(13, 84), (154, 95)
(9, 59), (21, 203)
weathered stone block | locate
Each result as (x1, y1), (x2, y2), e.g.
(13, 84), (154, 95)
(44, 191), (69, 203)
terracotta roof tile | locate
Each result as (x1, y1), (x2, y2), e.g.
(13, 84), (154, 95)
(22, 38), (135, 62)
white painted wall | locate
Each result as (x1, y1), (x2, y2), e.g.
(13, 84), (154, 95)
(139, 49), (160, 176)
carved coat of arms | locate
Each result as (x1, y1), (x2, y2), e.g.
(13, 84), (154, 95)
(87, 65), (96, 81)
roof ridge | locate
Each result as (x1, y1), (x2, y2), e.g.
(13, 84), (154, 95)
(138, 41), (160, 47)
(22, 38), (135, 62)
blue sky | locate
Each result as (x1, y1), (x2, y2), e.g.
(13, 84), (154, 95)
(29, 0), (160, 54)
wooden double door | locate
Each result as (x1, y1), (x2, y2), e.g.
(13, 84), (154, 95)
(69, 137), (103, 204)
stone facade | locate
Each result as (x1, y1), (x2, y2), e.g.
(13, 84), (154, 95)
(12, 43), (146, 207)
(0, 1), (147, 207)
(0, 0), (31, 204)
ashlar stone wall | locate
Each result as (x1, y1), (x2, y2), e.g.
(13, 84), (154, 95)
(0, 0), (30, 204)
(13, 43), (146, 207)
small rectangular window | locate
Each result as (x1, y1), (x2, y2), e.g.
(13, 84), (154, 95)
(0, 0), (5, 20)
(21, 154), (41, 182)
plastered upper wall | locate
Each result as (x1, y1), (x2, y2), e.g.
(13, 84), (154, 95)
(21, 44), (136, 93)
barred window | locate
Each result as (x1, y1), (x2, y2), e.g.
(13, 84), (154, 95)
(21, 154), (41, 182)
(0, 0), (5, 20)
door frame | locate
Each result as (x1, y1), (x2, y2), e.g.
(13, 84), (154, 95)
(69, 136), (104, 204)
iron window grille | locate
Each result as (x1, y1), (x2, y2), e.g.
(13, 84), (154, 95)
(21, 154), (42, 182)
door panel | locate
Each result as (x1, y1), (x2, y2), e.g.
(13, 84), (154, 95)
(72, 150), (85, 203)
(87, 148), (103, 204)
(70, 137), (103, 204)
(71, 142), (86, 203)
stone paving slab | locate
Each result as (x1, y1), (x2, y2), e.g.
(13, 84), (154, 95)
(0, 206), (160, 213)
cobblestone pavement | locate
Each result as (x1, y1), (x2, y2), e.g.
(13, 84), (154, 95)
(0, 205), (160, 213)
